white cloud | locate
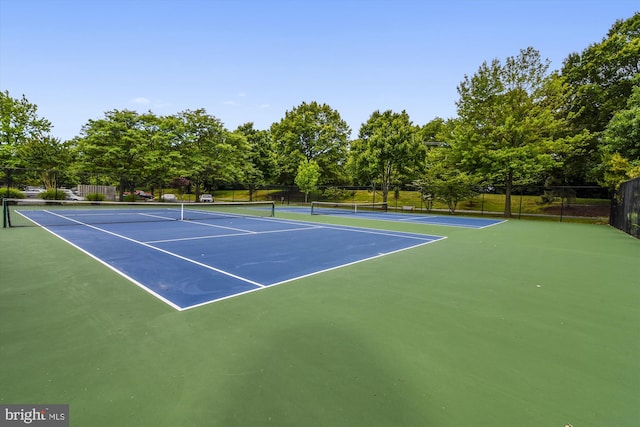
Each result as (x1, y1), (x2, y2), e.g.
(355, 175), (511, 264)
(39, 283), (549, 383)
(131, 97), (151, 105)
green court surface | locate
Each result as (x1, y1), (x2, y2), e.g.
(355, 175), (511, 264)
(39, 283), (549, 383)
(1, 214), (639, 426)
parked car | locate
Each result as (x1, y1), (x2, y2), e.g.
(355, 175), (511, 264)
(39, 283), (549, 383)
(134, 190), (154, 199)
(123, 190), (154, 200)
(160, 194), (178, 202)
(23, 186), (45, 198)
(200, 194), (214, 203)
(61, 189), (86, 201)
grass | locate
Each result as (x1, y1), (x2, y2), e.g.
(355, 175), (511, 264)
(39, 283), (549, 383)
(1, 214), (638, 426)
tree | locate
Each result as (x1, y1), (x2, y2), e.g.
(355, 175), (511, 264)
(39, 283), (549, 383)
(414, 146), (480, 214)
(0, 91), (57, 191)
(174, 109), (249, 198)
(235, 123), (278, 198)
(599, 77), (640, 188)
(0, 91), (53, 166)
(417, 117), (447, 145)
(601, 152), (640, 190)
(602, 77), (640, 162)
(73, 109), (151, 199)
(140, 113), (183, 196)
(18, 135), (71, 189)
(561, 13), (640, 181)
(295, 159), (321, 203)
(350, 110), (424, 203)
(453, 47), (562, 217)
(562, 13), (640, 134)
(271, 101), (350, 184)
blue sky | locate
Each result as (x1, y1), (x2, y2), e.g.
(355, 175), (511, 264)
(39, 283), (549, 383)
(1, 0), (637, 141)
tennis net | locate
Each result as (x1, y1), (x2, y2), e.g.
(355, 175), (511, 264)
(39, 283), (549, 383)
(310, 201), (388, 215)
(2, 199), (275, 228)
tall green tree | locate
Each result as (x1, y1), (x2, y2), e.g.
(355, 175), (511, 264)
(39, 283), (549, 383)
(599, 77), (640, 188)
(295, 159), (321, 203)
(1, 90), (58, 191)
(0, 91), (53, 166)
(562, 13), (640, 134)
(18, 135), (71, 189)
(271, 101), (350, 184)
(73, 109), (151, 198)
(561, 13), (640, 181)
(414, 145), (480, 214)
(417, 117), (447, 145)
(602, 77), (640, 163)
(453, 47), (563, 217)
(174, 109), (249, 198)
(350, 110), (424, 203)
(234, 123), (278, 201)
(140, 113), (183, 196)
(235, 123), (277, 184)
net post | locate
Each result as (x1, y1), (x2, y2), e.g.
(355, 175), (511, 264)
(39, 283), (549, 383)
(270, 201), (275, 217)
(2, 198), (6, 228)
(180, 203), (184, 221)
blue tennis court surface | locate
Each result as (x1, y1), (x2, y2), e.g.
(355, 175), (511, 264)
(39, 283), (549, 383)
(25, 212), (445, 310)
(280, 206), (506, 228)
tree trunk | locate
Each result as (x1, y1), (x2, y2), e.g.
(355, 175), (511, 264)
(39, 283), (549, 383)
(504, 170), (513, 218)
(382, 160), (392, 203)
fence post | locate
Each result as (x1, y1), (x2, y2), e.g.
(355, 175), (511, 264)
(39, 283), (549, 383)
(518, 187), (523, 220)
(560, 186), (564, 222)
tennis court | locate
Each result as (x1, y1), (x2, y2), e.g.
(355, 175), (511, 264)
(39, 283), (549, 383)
(1, 200), (638, 427)
(4, 200), (444, 310)
(286, 202), (506, 228)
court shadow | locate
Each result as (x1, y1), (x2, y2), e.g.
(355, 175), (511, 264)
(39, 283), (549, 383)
(211, 321), (430, 426)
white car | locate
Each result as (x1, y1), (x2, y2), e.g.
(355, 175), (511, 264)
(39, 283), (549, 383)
(160, 194), (178, 202)
(200, 194), (214, 203)
(61, 189), (86, 201)
(23, 187), (45, 198)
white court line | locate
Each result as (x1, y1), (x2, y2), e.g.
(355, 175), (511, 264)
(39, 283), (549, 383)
(396, 215), (440, 222)
(27, 209), (446, 311)
(181, 219), (259, 234)
(346, 213), (506, 229)
(238, 214), (444, 241)
(182, 235), (447, 311)
(317, 224), (437, 241)
(41, 210), (267, 290)
(145, 225), (324, 244)
(15, 211), (183, 310)
(477, 219), (509, 229)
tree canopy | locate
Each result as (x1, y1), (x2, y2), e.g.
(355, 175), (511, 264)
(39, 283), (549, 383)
(452, 47), (565, 217)
(271, 101), (350, 185)
(350, 110), (424, 203)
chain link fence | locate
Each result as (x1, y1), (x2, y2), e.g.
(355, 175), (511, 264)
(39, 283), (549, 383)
(610, 177), (640, 238)
(2, 167), (613, 222)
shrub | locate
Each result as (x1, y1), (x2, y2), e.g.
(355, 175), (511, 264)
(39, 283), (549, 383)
(40, 189), (66, 200)
(322, 187), (356, 201)
(1, 187), (26, 198)
(86, 193), (106, 201)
